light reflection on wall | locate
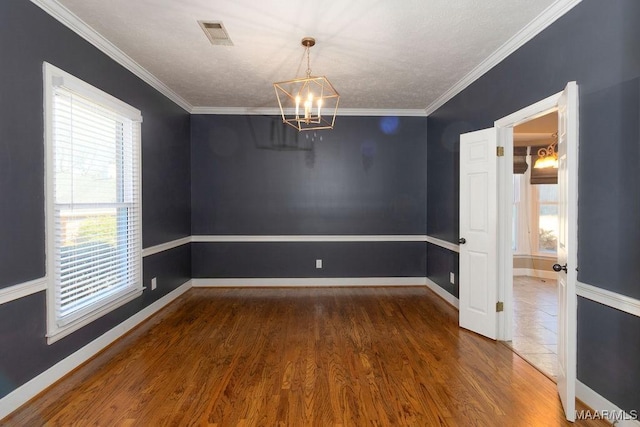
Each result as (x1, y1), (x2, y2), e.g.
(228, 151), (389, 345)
(379, 116), (400, 135)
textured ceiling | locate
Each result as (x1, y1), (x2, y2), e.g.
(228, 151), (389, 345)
(56, 0), (559, 111)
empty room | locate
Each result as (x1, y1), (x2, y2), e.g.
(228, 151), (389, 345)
(1, 0), (638, 425)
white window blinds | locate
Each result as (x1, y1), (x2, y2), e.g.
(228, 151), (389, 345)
(45, 63), (142, 340)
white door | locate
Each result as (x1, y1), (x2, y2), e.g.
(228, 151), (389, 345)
(556, 81), (578, 421)
(459, 128), (498, 339)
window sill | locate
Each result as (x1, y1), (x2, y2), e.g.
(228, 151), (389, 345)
(47, 288), (143, 345)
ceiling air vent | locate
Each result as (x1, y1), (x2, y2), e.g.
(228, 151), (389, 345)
(198, 21), (233, 46)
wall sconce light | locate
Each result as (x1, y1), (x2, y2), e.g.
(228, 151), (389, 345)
(533, 132), (559, 169)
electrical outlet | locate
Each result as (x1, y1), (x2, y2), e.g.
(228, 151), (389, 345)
(449, 272), (455, 284)
(151, 277), (157, 290)
(316, 259), (323, 269)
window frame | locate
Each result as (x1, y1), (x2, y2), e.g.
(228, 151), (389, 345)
(43, 62), (143, 344)
(513, 164), (558, 259)
(531, 183), (559, 256)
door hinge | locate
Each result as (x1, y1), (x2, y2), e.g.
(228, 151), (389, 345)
(496, 301), (504, 312)
(496, 146), (504, 157)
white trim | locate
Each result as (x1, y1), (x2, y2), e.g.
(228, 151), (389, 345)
(0, 280), (192, 421)
(30, 0), (192, 112)
(0, 277), (47, 305)
(190, 107), (427, 117)
(45, 63), (143, 121)
(576, 381), (640, 426)
(495, 82), (580, 421)
(425, 236), (460, 253)
(192, 235), (428, 243)
(321, 108), (428, 117)
(190, 107), (277, 115)
(46, 289), (143, 345)
(513, 268), (557, 280)
(577, 281), (640, 319)
(192, 277), (427, 288)
(43, 62), (144, 344)
(425, 0), (582, 115)
(425, 278), (459, 309)
(142, 236), (191, 257)
(495, 89), (562, 343)
(495, 92), (561, 128)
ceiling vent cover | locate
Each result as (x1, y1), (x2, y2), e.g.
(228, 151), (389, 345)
(198, 21), (233, 46)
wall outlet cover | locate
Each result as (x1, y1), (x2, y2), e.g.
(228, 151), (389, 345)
(151, 277), (157, 290)
(316, 259), (323, 269)
(449, 272), (455, 284)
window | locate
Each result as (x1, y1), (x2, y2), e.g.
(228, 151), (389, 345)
(44, 63), (142, 343)
(512, 175), (521, 252)
(533, 184), (558, 254)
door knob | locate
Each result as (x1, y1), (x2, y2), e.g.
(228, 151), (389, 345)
(458, 238), (466, 244)
(553, 263), (568, 273)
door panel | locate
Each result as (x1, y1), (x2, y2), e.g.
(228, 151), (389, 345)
(468, 252), (488, 312)
(459, 128), (498, 340)
(556, 81), (578, 422)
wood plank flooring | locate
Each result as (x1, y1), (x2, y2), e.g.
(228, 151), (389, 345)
(3, 287), (608, 426)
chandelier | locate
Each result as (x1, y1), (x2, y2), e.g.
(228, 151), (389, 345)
(533, 132), (559, 169)
(273, 37), (340, 131)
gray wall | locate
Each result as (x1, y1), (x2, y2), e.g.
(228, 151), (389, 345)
(426, 0), (640, 413)
(2, 0), (637, 416)
(191, 115), (427, 279)
(0, 0), (191, 399)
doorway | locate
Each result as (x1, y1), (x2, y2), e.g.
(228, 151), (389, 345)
(459, 81), (579, 421)
(506, 112), (560, 380)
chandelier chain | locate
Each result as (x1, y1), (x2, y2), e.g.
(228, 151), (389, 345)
(306, 46), (312, 77)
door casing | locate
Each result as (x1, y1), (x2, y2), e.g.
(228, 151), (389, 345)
(493, 83), (579, 421)
(494, 90), (566, 342)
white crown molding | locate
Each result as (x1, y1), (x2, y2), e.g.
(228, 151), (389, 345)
(424, 0), (583, 116)
(190, 107), (281, 115)
(338, 108), (427, 117)
(190, 107), (428, 117)
(30, 0), (581, 119)
(0, 280), (192, 421)
(29, 0), (193, 112)
(0, 277), (47, 306)
(577, 281), (640, 319)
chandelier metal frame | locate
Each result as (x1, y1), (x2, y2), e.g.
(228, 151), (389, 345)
(273, 37), (340, 132)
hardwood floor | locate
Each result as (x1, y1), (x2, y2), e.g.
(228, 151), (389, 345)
(3, 287), (608, 426)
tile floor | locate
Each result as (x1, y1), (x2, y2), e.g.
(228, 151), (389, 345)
(506, 276), (558, 380)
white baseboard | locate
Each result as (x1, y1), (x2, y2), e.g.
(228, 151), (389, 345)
(192, 235), (428, 242)
(192, 277), (460, 310)
(0, 280), (192, 421)
(576, 381), (640, 426)
(192, 277), (427, 288)
(513, 268), (557, 280)
(425, 278), (460, 309)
